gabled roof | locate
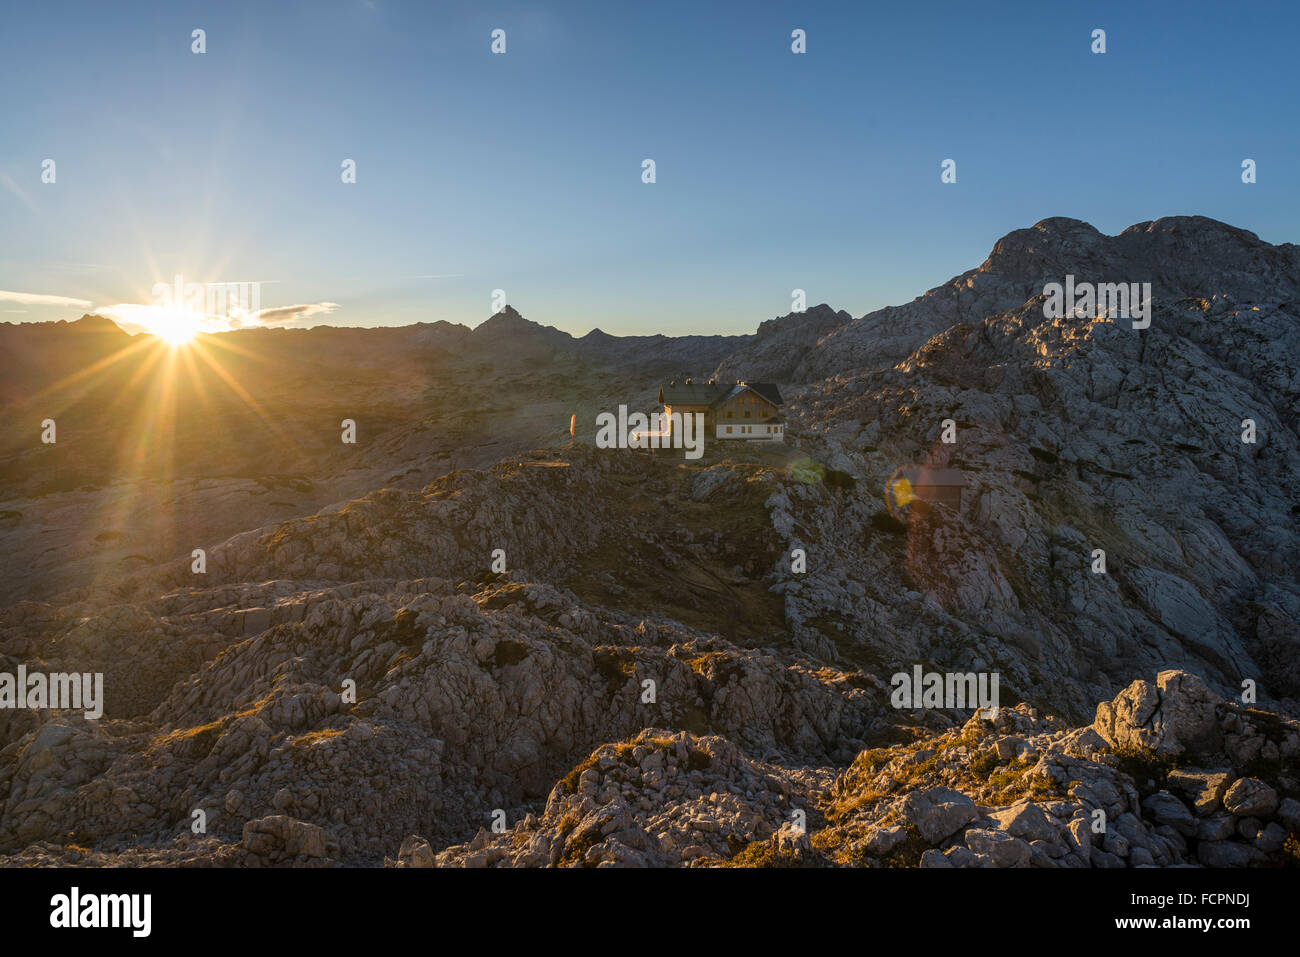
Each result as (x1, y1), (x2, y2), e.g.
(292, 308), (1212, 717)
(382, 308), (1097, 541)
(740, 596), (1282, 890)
(659, 381), (727, 405)
(658, 380), (784, 408)
(739, 382), (783, 406)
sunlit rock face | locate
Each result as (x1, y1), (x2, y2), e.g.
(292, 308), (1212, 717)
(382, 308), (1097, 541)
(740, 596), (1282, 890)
(1, 216), (1297, 867)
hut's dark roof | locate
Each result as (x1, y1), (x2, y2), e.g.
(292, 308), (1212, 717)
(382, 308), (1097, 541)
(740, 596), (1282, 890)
(658, 380), (784, 408)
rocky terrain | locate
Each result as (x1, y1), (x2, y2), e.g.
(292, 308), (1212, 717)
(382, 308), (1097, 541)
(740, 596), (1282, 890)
(0, 307), (733, 604)
(0, 215), (1296, 867)
(431, 670), (1299, 868)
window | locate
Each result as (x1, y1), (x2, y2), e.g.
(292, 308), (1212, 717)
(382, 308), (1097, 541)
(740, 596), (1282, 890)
(725, 426), (732, 434)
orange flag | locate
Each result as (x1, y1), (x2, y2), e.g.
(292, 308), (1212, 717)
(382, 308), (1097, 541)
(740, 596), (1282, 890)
(569, 414), (575, 437)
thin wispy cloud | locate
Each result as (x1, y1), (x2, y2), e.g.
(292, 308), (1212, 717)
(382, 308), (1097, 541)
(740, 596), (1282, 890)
(0, 170), (38, 214)
(0, 288), (92, 307)
(253, 302), (341, 326)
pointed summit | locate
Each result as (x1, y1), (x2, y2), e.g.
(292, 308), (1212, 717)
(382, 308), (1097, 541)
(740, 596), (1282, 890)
(473, 304), (535, 334)
(72, 313), (128, 335)
(469, 305), (576, 356)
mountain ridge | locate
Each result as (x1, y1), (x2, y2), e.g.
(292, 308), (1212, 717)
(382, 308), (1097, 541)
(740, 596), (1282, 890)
(2, 212), (1298, 869)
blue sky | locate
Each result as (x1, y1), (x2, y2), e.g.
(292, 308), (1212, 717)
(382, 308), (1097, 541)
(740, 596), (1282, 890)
(1, 0), (1296, 336)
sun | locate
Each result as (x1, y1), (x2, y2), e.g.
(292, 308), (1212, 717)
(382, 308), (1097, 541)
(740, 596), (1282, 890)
(147, 307), (203, 345)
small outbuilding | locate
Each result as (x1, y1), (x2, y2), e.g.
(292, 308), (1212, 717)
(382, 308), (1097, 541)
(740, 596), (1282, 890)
(895, 466), (968, 510)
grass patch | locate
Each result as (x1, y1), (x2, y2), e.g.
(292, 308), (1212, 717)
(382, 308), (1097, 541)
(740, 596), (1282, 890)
(724, 837), (818, 868)
(153, 720), (222, 758)
(292, 728), (344, 748)
(1110, 745), (1191, 794)
(968, 749), (1000, 780)
(987, 767), (1024, 791)
(879, 824), (931, 868)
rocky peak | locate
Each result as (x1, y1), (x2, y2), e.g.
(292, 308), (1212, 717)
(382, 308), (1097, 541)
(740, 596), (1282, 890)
(711, 303), (852, 384)
(468, 306), (577, 359)
(472, 304), (534, 334)
(785, 214), (1300, 382)
(75, 313), (129, 335)
(978, 218), (1108, 277)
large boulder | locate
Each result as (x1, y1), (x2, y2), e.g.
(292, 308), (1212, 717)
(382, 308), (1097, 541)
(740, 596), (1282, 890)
(899, 787), (977, 843)
(1222, 778), (1279, 818)
(987, 800), (1060, 843)
(241, 815), (330, 863)
(396, 834), (435, 868)
(965, 827), (1032, 867)
(1093, 670), (1223, 756)
(1166, 768), (1233, 816)
(1140, 791), (1197, 836)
